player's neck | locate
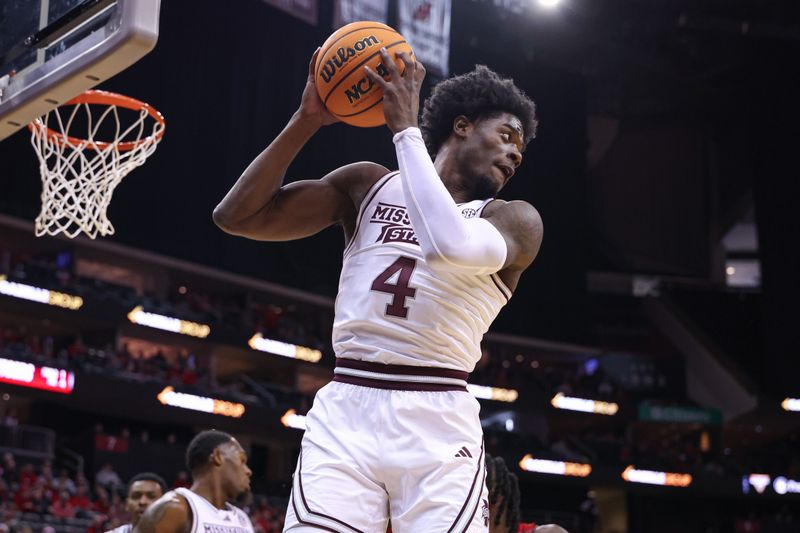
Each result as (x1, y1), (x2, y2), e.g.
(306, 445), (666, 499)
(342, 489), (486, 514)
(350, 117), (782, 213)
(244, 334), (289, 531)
(434, 152), (475, 204)
(191, 479), (227, 510)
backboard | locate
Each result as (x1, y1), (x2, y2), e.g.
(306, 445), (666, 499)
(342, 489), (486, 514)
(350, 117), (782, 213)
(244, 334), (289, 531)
(0, 0), (161, 142)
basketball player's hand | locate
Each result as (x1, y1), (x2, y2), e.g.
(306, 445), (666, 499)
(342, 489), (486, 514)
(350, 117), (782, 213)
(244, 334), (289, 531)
(364, 49), (426, 134)
(298, 48), (339, 127)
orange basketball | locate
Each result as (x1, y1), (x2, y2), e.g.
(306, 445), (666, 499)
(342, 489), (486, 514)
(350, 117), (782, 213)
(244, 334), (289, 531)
(315, 21), (414, 128)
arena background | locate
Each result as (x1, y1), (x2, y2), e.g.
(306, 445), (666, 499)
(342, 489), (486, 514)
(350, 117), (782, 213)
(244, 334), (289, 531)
(0, 0), (798, 532)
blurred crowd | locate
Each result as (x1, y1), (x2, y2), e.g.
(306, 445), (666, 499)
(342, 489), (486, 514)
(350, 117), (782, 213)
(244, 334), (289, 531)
(0, 451), (285, 533)
(0, 326), (210, 390)
(1, 249), (330, 353)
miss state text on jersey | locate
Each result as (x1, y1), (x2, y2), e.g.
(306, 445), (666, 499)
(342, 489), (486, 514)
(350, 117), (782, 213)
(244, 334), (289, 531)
(333, 172), (513, 373)
(200, 526), (249, 533)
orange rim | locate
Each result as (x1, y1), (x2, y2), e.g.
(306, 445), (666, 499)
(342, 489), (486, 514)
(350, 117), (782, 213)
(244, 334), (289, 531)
(28, 90), (166, 151)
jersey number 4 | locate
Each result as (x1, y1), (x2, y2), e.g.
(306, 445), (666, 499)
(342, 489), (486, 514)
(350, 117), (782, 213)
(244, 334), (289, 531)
(371, 257), (417, 318)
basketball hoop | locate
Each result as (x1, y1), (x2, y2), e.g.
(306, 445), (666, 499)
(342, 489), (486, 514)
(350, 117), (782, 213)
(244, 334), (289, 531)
(28, 90), (165, 239)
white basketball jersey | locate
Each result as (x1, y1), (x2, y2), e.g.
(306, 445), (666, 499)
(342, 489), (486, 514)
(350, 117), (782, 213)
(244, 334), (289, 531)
(174, 488), (254, 533)
(332, 172), (512, 372)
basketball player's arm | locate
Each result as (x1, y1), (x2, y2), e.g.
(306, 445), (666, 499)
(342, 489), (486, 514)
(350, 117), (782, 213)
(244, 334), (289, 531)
(482, 199), (544, 280)
(213, 49), (387, 241)
(133, 494), (190, 533)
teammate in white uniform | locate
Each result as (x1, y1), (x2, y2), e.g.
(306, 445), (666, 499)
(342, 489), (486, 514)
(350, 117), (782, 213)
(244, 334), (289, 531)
(215, 47), (542, 532)
(105, 472), (166, 533)
(135, 430), (254, 533)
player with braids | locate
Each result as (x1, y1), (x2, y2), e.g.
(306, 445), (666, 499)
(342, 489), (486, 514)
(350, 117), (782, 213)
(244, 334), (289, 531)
(216, 46), (544, 530)
(485, 454), (572, 533)
(485, 454), (522, 533)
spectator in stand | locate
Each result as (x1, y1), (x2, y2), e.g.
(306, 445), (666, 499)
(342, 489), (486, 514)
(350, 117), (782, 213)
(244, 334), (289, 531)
(54, 468), (76, 495)
(17, 464), (36, 486)
(30, 484), (51, 515)
(70, 484), (93, 515)
(1, 453), (17, 484)
(38, 460), (54, 488)
(76, 471), (90, 490)
(87, 515), (109, 533)
(107, 490), (129, 525)
(1, 408), (18, 427)
(251, 497), (283, 533)
(93, 485), (111, 514)
(171, 471), (190, 489)
(96, 463), (122, 490)
(579, 491), (599, 533)
(49, 490), (76, 519)
(14, 479), (34, 513)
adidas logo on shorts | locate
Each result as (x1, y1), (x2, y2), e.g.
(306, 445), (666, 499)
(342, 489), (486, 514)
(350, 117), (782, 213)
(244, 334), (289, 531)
(454, 446), (473, 458)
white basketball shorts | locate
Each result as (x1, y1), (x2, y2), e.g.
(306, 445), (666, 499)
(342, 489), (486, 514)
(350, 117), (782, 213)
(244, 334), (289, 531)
(283, 359), (489, 533)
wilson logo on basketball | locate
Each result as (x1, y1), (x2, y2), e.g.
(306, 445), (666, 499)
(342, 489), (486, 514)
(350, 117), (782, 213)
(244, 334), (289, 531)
(319, 36), (381, 84)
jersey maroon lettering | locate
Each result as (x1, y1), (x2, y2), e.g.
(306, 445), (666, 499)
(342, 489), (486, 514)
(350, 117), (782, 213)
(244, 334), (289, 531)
(370, 257), (417, 318)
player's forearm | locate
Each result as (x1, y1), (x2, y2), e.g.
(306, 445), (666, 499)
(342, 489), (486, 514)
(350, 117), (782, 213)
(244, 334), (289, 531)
(213, 112), (320, 228)
(393, 127), (507, 275)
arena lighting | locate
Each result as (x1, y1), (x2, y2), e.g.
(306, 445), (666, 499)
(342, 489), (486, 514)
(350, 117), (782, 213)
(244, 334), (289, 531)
(0, 275), (83, 310)
(781, 397), (800, 412)
(537, 0), (561, 8)
(156, 386), (244, 418)
(773, 476), (800, 495)
(550, 392), (619, 415)
(466, 384), (518, 402)
(0, 356), (74, 394)
(247, 333), (322, 363)
(127, 306), (211, 338)
(621, 466), (692, 487)
(280, 409), (307, 430)
(747, 474), (771, 494)
(518, 454), (592, 477)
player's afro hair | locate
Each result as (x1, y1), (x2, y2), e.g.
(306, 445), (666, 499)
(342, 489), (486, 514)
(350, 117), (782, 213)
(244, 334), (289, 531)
(127, 472), (167, 494)
(420, 65), (538, 157)
(185, 430), (234, 474)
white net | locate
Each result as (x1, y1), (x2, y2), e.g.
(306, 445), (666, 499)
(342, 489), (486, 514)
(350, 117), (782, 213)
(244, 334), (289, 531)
(29, 93), (165, 239)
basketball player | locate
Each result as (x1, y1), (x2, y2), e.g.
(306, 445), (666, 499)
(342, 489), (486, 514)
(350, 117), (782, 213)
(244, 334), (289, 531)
(134, 430), (254, 533)
(485, 455), (568, 533)
(486, 455), (521, 533)
(214, 47), (542, 532)
(105, 472), (166, 533)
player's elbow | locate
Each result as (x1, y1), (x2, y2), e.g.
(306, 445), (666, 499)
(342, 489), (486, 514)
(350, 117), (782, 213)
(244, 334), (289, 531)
(421, 244), (465, 273)
(421, 238), (505, 275)
(212, 204), (241, 235)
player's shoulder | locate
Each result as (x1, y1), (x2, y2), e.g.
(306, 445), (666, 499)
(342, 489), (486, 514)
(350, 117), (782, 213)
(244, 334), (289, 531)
(483, 199), (543, 270)
(483, 199), (542, 228)
(324, 161), (390, 190)
(324, 161), (393, 213)
(134, 490), (191, 533)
